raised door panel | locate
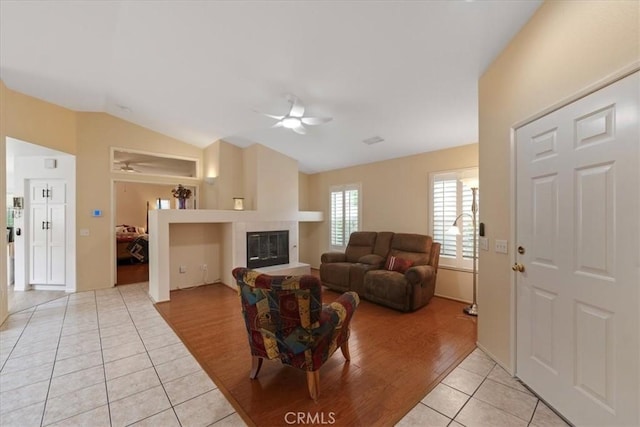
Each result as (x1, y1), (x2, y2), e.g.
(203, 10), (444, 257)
(30, 181), (49, 204)
(47, 181), (66, 204)
(48, 205), (66, 284)
(30, 205), (48, 284)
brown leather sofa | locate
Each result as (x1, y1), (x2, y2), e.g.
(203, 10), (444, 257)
(320, 231), (440, 312)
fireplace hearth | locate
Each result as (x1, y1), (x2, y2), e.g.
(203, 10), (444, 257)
(246, 230), (289, 269)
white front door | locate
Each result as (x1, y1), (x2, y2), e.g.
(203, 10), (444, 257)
(515, 72), (639, 426)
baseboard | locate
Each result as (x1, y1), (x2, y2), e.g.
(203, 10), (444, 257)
(32, 284), (66, 291)
(434, 292), (472, 305)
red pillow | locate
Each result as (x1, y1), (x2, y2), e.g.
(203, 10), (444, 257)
(385, 256), (414, 273)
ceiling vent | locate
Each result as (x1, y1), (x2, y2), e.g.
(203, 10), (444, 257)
(362, 136), (384, 145)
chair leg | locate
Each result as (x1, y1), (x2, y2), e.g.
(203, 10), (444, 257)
(340, 341), (351, 361)
(250, 356), (263, 379)
(306, 370), (320, 401)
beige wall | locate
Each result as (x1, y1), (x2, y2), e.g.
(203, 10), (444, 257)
(298, 172), (310, 211)
(169, 223), (222, 289)
(1, 84), (78, 321)
(478, 0), (640, 370)
(76, 113), (203, 290)
(254, 144), (299, 215)
(202, 141), (220, 209)
(303, 143), (478, 301)
(115, 181), (177, 228)
(218, 141), (244, 210)
(298, 172), (313, 264)
(4, 85), (77, 155)
(0, 88), (208, 302)
(243, 145), (258, 210)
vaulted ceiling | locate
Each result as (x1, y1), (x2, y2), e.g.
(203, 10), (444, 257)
(0, 1), (541, 173)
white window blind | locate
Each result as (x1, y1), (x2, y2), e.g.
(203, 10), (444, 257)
(330, 184), (360, 250)
(430, 169), (479, 269)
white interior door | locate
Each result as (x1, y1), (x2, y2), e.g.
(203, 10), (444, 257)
(30, 204), (48, 284)
(47, 181), (66, 204)
(28, 179), (66, 286)
(515, 72), (639, 426)
(48, 204), (66, 284)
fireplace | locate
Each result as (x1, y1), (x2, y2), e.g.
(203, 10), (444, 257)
(246, 230), (289, 269)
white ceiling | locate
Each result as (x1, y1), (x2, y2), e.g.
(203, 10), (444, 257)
(0, 1), (541, 173)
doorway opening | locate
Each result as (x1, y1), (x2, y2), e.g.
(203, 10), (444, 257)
(5, 137), (76, 313)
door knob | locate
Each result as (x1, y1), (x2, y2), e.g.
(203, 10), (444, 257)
(512, 263), (525, 272)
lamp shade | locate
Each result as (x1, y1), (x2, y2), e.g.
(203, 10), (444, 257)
(460, 177), (479, 189)
(446, 225), (462, 235)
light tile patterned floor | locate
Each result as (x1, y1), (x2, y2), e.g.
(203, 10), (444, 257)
(397, 348), (570, 427)
(0, 284), (240, 427)
(1, 284), (570, 427)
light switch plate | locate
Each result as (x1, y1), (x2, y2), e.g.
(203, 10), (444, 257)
(479, 237), (489, 251)
(495, 239), (508, 254)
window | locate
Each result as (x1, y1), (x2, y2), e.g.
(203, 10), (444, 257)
(157, 199), (171, 209)
(430, 168), (479, 269)
(330, 184), (361, 250)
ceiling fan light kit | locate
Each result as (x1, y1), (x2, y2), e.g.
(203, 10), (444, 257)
(120, 162), (138, 173)
(282, 117), (302, 129)
(258, 94), (332, 135)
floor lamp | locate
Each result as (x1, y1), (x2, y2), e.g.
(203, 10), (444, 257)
(448, 179), (478, 316)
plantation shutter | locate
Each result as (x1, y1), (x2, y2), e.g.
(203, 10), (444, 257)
(330, 184), (360, 249)
(432, 175), (458, 257)
(431, 169), (479, 269)
(330, 190), (344, 247)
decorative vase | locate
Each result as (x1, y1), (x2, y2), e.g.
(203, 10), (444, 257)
(178, 198), (187, 209)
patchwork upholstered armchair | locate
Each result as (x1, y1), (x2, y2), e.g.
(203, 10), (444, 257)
(232, 268), (360, 401)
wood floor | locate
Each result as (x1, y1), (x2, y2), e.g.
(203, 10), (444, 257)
(155, 282), (477, 427)
(116, 261), (149, 285)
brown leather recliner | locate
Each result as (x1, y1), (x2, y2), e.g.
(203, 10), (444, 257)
(363, 233), (440, 312)
(320, 231), (391, 295)
(320, 232), (440, 312)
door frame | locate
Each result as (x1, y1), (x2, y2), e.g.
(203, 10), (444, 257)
(509, 61), (640, 376)
(7, 138), (77, 294)
(110, 178), (200, 287)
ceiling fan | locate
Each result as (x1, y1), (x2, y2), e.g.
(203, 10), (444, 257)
(258, 94), (332, 135)
(116, 161), (139, 173)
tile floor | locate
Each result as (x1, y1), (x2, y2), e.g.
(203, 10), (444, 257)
(0, 283), (241, 427)
(1, 283), (570, 427)
(397, 348), (570, 427)
(7, 285), (66, 314)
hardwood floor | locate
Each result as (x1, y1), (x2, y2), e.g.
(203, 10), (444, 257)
(116, 261), (149, 285)
(155, 281), (477, 427)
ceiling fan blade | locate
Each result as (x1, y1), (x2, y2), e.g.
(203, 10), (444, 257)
(252, 109), (284, 121)
(288, 95), (305, 118)
(292, 123), (307, 135)
(272, 121), (284, 128)
(264, 113), (285, 120)
(301, 116), (332, 126)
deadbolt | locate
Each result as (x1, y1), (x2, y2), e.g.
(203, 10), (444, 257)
(512, 263), (525, 272)
(517, 246), (525, 255)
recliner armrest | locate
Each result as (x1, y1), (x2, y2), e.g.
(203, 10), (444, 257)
(357, 254), (385, 267)
(321, 252), (347, 263)
(320, 292), (360, 329)
(405, 265), (436, 286)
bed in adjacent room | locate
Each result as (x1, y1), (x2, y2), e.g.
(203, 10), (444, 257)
(116, 225), (147, 263)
